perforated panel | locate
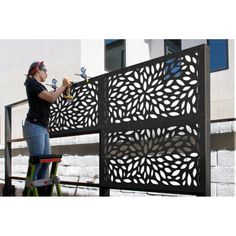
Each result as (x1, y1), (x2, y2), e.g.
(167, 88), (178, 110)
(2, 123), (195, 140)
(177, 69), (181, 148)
(104, 124), (200, 187)
(48, 44), (210, 195)
(49, 80), (99, 132)
(105, 52), (200, 125)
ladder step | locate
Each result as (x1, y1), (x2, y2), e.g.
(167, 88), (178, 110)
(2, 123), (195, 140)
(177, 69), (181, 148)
(29, 154), (62, 164)
(40, 158), (61, 163)
(26, 177), (60, 188)
(23, 154), (62, 196)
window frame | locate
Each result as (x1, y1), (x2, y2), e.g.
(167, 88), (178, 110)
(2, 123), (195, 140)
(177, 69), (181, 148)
(207, 39), (229, 73)
(104, 39), (126, 72)
(164, 39), (182, 55)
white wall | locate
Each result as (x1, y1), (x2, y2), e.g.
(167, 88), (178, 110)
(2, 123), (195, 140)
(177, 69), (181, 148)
(0, 40), (81, 106)
(125, 39), (150, 66)
(182, 39), (206, 49)
(146, 39), (164, 59)
(0, 39), (82, 144)
(80, 39), (106, 78)
(210, 40), (234, 120)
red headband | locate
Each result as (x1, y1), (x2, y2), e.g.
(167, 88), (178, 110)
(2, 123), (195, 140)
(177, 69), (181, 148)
(29, 61), (44, 75)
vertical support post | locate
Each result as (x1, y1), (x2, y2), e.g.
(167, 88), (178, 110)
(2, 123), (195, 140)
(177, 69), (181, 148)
(198, 44), (211, 196)
(98, 77), (110, 196)
(99, 187), (110, 196)
(3, 105), (15, 196)
(204, 44), (211, 196)
(99, 130), (110, 196)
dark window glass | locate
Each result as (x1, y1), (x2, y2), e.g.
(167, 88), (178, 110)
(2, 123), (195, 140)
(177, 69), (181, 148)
(207, 39), (228, 72)
(105, 39), (125, 71)
(164, 40), (181, 55)
(164, 40), (182, 80)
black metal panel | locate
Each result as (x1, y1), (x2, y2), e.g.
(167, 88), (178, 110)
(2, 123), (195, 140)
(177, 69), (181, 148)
(100, 44), (210, 195)
(103, 124), (200, 187)
(49, 79), (99, 135)
(104, 52), (200, 125)
(47, 44), (210, 195)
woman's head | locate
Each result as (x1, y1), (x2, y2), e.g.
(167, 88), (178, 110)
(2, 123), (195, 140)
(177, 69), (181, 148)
(27, 61), (48, 82)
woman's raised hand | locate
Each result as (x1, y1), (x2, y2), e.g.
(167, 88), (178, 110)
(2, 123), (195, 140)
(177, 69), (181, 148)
(62, 77), (71, 87)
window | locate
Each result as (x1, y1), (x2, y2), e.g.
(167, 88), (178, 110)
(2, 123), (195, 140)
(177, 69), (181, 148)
(164, 40), (181, 55)
(164, 40), (182, 80)
(207, 39), (228, 72)
(105, 39), (126, 72)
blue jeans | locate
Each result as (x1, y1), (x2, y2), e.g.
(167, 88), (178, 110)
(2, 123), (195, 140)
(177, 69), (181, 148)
(23, 120), (51, 180)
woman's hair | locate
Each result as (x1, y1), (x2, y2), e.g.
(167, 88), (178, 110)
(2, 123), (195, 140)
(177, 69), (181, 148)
(24, 61), (45, 85)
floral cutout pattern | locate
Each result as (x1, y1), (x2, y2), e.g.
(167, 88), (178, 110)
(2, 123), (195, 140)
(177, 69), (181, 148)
(49, 81), (99, 132)
(105, 52), (199, 124)
(104, 124), (200, 187)
(47, 46), (207, 193)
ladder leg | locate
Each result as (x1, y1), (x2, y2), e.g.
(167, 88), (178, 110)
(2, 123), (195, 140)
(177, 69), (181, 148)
(32, 187), (39, 196)
(56, 182), (62, 196)
(24, 155), (62, 197)
(49, 162), (62, 196)
(48, 163), (55, 196)
(25, 163), (36, 196)
(26, 187), (32, 196)
(49, 183), (54, 196)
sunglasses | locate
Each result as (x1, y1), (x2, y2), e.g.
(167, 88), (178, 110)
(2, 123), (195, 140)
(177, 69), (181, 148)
(39, 64), (47, 73)
(40, 68), (47, 73)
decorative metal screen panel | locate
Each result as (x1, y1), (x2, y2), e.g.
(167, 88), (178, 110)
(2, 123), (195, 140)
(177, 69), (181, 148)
(104, 52), (200, 125)
(49, 79), (99, 134)
(48, 44), (210, 196)
(104, 124), (200, 187)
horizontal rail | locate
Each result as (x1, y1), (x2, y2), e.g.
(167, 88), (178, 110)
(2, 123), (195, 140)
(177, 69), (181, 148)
(7, 116), (235, 144)
(7, 138), (26, 143)
(9, 176), (100, 188)
(5, 99), (28, 108)
(211, 118), (236, 123)
(60, 180), (99, 188)
(9, 176), (197, 195)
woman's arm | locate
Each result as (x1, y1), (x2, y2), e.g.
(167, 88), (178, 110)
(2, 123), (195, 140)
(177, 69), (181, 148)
(38, 85), (66, 103)
(38, 78), (70, 103)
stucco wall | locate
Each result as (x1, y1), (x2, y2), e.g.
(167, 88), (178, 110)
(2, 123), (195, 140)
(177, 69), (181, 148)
(0, 39), (82, 143)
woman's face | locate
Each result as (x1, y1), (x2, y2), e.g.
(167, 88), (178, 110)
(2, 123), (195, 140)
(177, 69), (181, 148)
(38, 68), (47, 82)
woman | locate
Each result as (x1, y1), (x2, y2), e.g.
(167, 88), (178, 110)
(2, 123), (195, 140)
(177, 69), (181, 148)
(23, 61), (70, 195)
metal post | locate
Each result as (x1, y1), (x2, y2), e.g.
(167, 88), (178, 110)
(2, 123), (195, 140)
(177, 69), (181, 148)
(203, 44), (211, 196)
(98, 78), (110, 196)
(3, 105), (15, 196)
(197, 44), (211, 196)
(99, 187), (110, 196)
